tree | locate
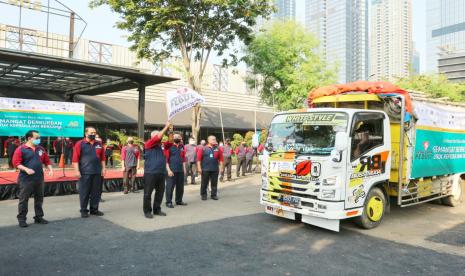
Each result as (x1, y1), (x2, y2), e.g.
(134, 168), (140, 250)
(244, 21), (336, 111)
(231, 133), (243, 149)
(90, 0), (275, 142)
(395, 74), (465, 102)
(244, 130), (254, 146)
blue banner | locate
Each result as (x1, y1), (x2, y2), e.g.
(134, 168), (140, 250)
(411, 128), (465, 178)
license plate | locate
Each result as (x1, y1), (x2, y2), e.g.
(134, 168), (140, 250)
(279, 195), (300, 207)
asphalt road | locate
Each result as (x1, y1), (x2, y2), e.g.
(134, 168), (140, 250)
(0, 174), (464, 276)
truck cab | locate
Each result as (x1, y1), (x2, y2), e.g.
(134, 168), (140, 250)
(261, 93), (398, 231)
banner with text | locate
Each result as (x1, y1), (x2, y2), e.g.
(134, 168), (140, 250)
(166, 88), (205, 119)
(0, 97), (85, 137)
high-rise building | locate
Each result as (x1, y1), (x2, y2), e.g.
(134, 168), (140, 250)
(273, 0), (296, 21)
(425, 0), (465, 72)
(370, 0), (412, 81)
(305, 0), (369, 83)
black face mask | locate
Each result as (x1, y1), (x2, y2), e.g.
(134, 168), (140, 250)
(87, 134), (96, 141)
(173, 138), (181, 144)
(128, 141), (134, 144)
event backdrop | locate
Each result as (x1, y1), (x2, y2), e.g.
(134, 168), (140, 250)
(0, 97), (85, 137)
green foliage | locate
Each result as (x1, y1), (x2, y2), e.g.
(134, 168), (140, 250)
(244, 20), (337, 110)
(107, 130), (144, 148)
(395, 74), (465, 102)
(90, 0), (275, 141)
(231, 133), (244, 149)
(260, 128), (268, 144)
(244, 131), (255, 147)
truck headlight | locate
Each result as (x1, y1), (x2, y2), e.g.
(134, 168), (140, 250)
(321, 189), (336, 199)
(323, 176), (337, 186)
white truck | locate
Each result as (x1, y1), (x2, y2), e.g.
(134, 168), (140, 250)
(260, 83), (465, 231)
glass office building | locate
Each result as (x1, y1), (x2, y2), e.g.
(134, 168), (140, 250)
(305, 0), (369, 83)
(425, 0), (465, 72)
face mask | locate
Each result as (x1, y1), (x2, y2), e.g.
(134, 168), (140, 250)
(87, 134), (96, 141)
(173, 138), (181, 144)
(32, 139), (41, 146)
(128, 140), (134, 144)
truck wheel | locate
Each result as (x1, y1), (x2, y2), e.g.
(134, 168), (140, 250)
(354, 187), (386, 229)
(442, 175), (464, 207)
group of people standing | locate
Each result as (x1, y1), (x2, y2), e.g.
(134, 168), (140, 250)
(11, 122), (261, 226)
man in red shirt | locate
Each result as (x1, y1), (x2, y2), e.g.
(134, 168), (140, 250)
(197, 135), (224, 200)
(73, 127), (106, 218)
(12, 130), (53, 228)
(219, 138), (234, 182)
(121, 136), (141, 194)
(164, 132), (188, 208)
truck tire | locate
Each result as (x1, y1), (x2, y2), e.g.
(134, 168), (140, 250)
(354, 187), (386, 229)
(442, 174), (464, 207)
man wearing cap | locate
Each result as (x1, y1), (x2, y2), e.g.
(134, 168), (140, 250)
(73, 127), (106, 218)
(164, 132), (188, 208)
(235, 141), (247, 177)
(143, 121), (170, 219)
(197, 135), (224, 200)
(121, 137), (141, 194)
(219, 138), (234, 182)
(12, 130), (53, 228)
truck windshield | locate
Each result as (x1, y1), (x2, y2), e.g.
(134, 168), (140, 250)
(267, 112), (348, 155)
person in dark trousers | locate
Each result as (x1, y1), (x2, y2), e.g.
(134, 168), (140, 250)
(246, 146), (255, 173)
(12, 130), (53, 228)
(143, 121), (170, 219)
(105, 139), (115, 167)
(121, 136), (140, 194)
(197, 135), (224, 201)
(165, 131), (188, 208)
(219, 138), (234, 182)
(64, 138), (74, 165)
(235, 141), (247, 177)
(4, 136), (20, 169)
(73, 127), (106, 218)
(184, 137), (197, 185)
(53, 137), (63, 164)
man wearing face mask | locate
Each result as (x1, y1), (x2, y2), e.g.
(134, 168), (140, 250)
(164, 131), (188, 208)
(143, 121), (170, 219)
(73, 127), (106, 218)
(12, 130), (53, 228)
(184, 137), (197, 185)
(196, 135), (224, 200)
(121, 137), (140, 194)
(219, 138), (234, 182)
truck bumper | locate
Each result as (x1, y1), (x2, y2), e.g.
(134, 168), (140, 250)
(260, 190), (362, 232)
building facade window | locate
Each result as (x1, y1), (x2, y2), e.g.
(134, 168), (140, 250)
(5, 26), (37, 52)
(212, 64), (228, 92)
(88, 41), (112, 64)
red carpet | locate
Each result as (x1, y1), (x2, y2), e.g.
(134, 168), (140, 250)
(0, 169), (143, 185)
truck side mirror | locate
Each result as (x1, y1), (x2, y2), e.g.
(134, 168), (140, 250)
(335, 132), (348, 151)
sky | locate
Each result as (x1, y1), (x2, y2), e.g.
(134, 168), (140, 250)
(1, 0), (428, 72)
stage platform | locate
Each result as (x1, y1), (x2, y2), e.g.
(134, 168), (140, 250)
(0, 169), (143, 200)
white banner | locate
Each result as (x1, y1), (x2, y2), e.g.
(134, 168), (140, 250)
(166, 87), (205, 119)
(414, 101), (465, 130)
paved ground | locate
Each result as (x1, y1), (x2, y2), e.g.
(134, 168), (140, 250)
(0, 174), (464, 275)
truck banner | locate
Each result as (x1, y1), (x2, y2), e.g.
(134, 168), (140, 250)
(411, 101), (465, 178)
(166, 87), (205, 119)
(0, 97), (85, 137)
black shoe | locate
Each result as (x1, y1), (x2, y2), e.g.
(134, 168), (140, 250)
(176, 202), (188, 206)
(211, 195), (219, 200)
(154, 210), (167, 216)
(132, 189), (139, 193)
(227, 178), (233, 182)
(34, 218), (48, 224)
(166, 202), (174, 208)
(144, 213), (153, 219)
(19, 221), (28, 228)
(90, 211), (104, 216)
(100, 198), (105, 203)
(81, 213), (89, 218)
(201, 196), (208, 201)
(242, 174), (246, 177)
(220, 178), (224, 182)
